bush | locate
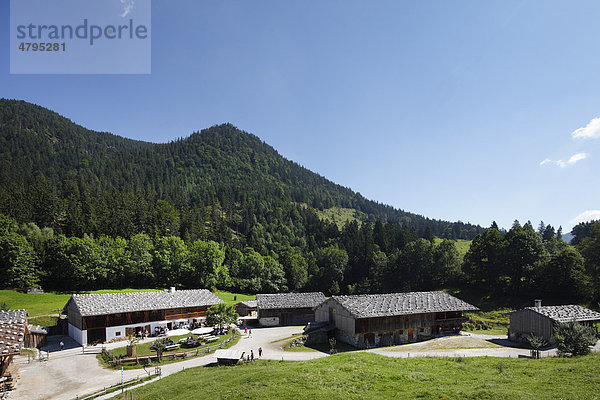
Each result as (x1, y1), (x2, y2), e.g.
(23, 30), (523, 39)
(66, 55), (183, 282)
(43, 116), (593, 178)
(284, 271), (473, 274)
(527, 334), (548, 350)
(554, 321), (597, 356)
(462, 322), (474, 331)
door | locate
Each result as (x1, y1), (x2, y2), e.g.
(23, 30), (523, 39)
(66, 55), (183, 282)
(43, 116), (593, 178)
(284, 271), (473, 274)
(408, 329), (414, 341)
(87, 328), (106, 344)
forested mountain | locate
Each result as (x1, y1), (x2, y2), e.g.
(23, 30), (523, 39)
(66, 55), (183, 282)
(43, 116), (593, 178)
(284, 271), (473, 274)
(0, 99), (481, 242)
(0, 99), (598, 307)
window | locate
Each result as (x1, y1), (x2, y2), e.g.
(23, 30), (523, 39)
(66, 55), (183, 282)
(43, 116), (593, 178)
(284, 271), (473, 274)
(115, 331), (121, 336)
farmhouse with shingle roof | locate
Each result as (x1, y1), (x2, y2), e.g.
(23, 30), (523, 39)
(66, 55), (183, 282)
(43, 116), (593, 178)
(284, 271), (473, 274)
(64, 288), (222, 345)
(509, 300), (600, 343)
(313, 291), (479, 348)
(0, 310), (28, 389)
(256, 292), (326, 326)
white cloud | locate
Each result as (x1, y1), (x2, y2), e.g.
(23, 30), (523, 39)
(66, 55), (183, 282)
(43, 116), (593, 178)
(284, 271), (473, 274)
(555, 152), (588, 168)
(572, 117), (600, 139)
(570, 210), (600, 225)
(120, 0), (135, 18)
(539, 158), (551, 166)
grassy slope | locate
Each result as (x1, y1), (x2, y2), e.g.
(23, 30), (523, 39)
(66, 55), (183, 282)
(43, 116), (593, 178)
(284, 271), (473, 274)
(119, 352), (600, 400)
(433, 238), (472, 257)
(315, 207), (367, 229)
(0, 289), (253, 317)
(215, 290), (256, 306)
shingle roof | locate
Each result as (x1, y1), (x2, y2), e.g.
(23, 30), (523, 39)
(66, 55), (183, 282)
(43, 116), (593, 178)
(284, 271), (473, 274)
(236, 300), (257, 308)
(524, 305), (600, 323)
(330, 291), (479, 318)
(0, 310), (28, 356)
(257, 292), (326, 310)
(67, 289), (223, 317)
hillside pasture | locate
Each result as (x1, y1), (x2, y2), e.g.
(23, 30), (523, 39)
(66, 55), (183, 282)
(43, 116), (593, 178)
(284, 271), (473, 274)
(117, 352), (600, 400)
(0, 289), (159, 317)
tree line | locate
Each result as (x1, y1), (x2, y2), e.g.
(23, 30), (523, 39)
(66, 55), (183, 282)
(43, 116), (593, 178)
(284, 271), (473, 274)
(2, 211), (598, 306)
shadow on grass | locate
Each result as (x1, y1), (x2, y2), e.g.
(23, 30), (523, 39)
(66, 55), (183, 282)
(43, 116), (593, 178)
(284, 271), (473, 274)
(303, 341), (357, 354)
(485, 337), (556, 351)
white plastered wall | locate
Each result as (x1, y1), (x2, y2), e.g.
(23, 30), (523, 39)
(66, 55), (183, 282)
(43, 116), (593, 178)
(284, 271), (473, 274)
(68, 323), (87, 345)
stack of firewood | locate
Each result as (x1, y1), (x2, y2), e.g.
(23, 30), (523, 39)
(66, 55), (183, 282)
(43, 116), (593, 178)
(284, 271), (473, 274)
(1, 363), (20, 392)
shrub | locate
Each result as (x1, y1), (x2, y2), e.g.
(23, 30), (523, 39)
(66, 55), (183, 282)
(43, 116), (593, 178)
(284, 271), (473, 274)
(527, 334), (548, 350)
(462, 322), (474, 331)
(554, 321), (597, 356)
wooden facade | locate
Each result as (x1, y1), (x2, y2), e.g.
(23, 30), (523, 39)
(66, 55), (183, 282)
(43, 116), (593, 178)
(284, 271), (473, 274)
(235, 301), (257, 317)
(314, 294), (474, 348)
(65, 289), (222, 345)
(256, 292), (326, 326)
(509, 304), (600, 343)
(508, 309), (555, 342)
(258, 307), (316, 326)
(69, 306), (210, 344)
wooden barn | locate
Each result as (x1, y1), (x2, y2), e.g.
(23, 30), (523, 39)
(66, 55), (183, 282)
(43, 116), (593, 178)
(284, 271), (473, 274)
(313, 291), (478, 348)
(0, 310), (28, 392)
(257, 292), (326, 326)
(24, 324), (48, 348)
(235, 300), (257, 317)
(64, 288), (222, 345)
(508, 300), (600, 343)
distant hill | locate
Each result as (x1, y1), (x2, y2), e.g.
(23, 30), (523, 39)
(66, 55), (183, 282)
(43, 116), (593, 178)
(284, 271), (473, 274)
(562, 232), (574, 244)
(0, 99), (483, 245)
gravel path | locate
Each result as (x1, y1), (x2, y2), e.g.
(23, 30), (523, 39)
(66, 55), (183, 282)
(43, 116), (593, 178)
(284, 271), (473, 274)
(11, 326), (324, 400)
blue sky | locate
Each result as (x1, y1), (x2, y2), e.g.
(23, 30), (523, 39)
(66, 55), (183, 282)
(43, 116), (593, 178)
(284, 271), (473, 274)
(1, 0), (599, 232)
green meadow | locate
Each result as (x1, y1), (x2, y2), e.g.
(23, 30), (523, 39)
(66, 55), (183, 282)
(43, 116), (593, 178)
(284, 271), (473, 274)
(116, 352), (600, 400)
(0, 289), (253, 318)
(214, 290), (256, 306)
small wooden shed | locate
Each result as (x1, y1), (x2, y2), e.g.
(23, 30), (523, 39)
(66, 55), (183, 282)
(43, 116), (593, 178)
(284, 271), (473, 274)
(257, 292), (326, 326)
(235, 300), (257, 317)
(509, 300), (600, 343)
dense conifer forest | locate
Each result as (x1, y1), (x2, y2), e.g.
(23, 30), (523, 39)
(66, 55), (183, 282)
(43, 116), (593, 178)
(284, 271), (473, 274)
(0, 99), (598, 306)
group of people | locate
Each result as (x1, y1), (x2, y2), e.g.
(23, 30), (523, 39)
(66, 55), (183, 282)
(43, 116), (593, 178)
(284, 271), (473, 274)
(245, 347), (263, 362)
(154, 326), (169, 336)
(243, 326), (252, 337)
(241, 321), (263, 361)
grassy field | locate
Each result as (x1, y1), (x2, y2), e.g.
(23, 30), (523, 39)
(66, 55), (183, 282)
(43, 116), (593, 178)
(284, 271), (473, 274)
(285, 340), (356, 353)
(315, 206), (367, 229)
(116, 352), (600, 400)
(462, 309), (512, 335)
(271, 333), (305, 344)
(28, 315), (59, 327)
(433, 238), (472, 257)
(0, 289), (253, 317)
(215, 290), (256, 306)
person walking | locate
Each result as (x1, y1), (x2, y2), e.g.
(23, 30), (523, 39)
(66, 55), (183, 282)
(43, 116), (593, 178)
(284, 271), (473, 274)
(59, 340), (64, 351)
(251, 349), (254, 361)
(258, 347), (262, 358)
